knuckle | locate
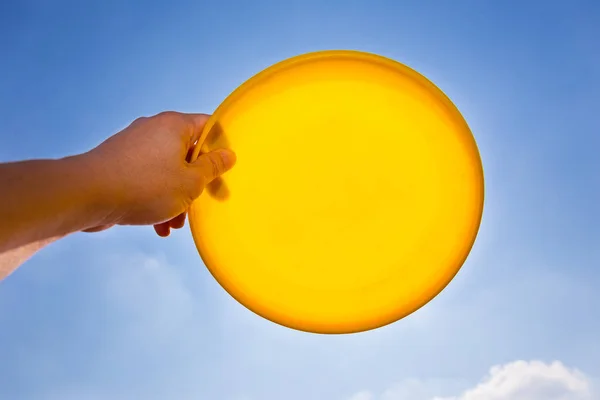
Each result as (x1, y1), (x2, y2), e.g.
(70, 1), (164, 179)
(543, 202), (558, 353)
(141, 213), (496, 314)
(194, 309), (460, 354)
(198, 153), (224, 182)
(156, 111), (180, 120)
(210, 153), (225, 176)
(131, 116), (148, 125)
(208, 156), (220, 179)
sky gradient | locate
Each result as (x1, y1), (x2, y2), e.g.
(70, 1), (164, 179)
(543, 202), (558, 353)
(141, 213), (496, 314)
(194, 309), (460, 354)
(1, 0), (599, 399)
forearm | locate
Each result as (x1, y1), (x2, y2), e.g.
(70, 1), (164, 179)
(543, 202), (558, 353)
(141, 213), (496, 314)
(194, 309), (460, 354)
(0, 236), (64, 279)
(0, 154), (112, 278)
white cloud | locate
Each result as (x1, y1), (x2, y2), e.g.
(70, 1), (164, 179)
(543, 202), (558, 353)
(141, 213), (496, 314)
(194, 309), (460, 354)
(349, 360), (595, 400)
(448, 360), (593, 400)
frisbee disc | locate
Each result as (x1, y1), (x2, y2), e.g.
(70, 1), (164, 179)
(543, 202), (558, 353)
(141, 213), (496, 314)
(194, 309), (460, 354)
(189, 50), (484, 334)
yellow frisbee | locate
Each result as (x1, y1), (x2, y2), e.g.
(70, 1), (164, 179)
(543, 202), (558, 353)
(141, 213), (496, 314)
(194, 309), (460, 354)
(189, 50), (484, 334)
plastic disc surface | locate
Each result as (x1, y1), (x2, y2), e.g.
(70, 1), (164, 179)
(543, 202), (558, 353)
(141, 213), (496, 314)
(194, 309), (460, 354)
(189, 50), (484, 334)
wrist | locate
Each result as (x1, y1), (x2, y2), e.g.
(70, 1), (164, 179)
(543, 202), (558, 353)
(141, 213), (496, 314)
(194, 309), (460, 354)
(64, 152), (123, 229)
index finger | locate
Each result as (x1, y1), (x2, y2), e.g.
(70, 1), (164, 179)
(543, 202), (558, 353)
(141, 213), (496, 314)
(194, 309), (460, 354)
(184, 113), (211, 145)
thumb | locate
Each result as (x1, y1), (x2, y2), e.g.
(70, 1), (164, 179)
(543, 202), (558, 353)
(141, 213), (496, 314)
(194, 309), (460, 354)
(192, 148), (237, 183)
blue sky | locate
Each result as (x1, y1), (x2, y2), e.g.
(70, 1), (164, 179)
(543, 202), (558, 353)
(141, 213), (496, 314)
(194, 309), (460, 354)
(1, 0), (599, 399)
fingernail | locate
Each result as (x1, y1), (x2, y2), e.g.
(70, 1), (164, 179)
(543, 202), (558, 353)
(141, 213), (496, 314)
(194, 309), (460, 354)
(218, 149), (237, 169)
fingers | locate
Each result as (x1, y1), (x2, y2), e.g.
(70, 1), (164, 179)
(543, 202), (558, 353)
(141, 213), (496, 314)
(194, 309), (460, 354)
(154, 222), (170, 237)
(169, 212), (186, 229)
(193, 149), (237, 183)
(153, 213), (187, 238)
(150, 112), (209, 146)
(185, 113), (210, 145)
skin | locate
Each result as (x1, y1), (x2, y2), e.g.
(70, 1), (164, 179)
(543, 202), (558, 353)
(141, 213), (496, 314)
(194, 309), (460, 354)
(0, 111), (236, 281)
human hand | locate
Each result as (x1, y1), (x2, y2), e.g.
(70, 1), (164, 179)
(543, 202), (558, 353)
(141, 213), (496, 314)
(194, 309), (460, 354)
(84, 112), (236, 237)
